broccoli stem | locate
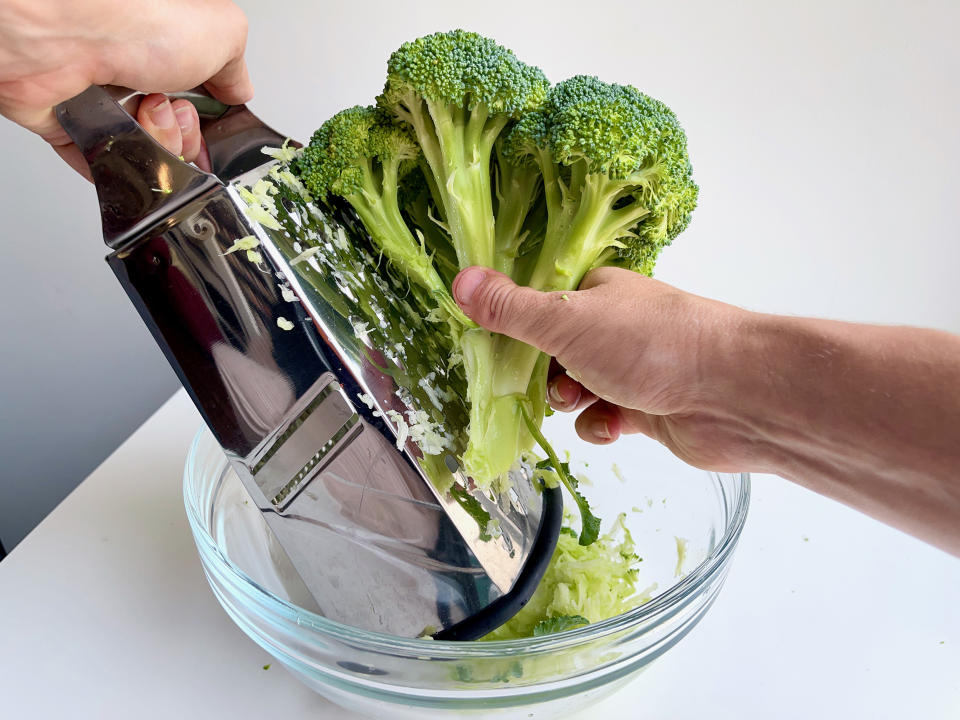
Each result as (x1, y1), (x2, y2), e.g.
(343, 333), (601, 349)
(417, 99), (505, 269)
(459, 172), (628, 482)
(346, 170), (470, 327)
(527, 174), (618, 292)
(493, 148), (542, 277)
(520, 402), (600, 546)
(461, 329), (525, 483)
(460, 331), (553, 484)
(480, 172), (645, 426)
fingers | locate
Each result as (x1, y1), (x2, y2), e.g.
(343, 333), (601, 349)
(578, 266), (624, 290)
(59, 95), (206, 182)
(136, 94), (183, 159)
(202, 6), (254, 105)
(547, 372), (597, 412)
(574, 400), (664, 445)
(137, 95), (209, 166)
(204, 57), (254, 106)
(579, 265), (665, 294)
(452, 267), (577, 357)
(574, 400), (622, 444)
(171, 99), (202, 163)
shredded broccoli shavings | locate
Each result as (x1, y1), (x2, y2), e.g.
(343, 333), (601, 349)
(674, 536), (689, 577)
(611, 462), (627, 483)
(482, 512), (652, 640)
(260, 138), (301, 164)
(289, 246), (323, 265)
(221, 235), (260, 255)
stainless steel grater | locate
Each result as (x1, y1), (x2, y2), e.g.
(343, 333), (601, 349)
(55, 85), (561, 640)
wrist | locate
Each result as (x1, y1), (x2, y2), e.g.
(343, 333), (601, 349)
(691, 307), (816, 476)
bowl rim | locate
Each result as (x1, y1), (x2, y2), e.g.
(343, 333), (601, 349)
(184, 426), (751, 658)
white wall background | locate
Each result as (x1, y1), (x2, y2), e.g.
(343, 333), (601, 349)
(1, 0), (958, 549)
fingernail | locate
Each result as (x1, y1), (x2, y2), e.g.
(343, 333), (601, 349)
(148, 99), (176, 130)
(173, 104), (195, 133)
(593, 419), (613, 440)
(454, 268), (485, 305)
(548, 382), (566, 406)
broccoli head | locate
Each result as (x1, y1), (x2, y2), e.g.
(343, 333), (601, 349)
(505, 75), (699, 287)
(378, 29), (549, 269)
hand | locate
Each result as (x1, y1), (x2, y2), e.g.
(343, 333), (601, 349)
(452, 265), (757, 473)
(0, 0), (253, 176)
(453, 265), (960, 555)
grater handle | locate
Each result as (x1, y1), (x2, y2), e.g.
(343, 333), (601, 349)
(56, 85), (218, 248)
(102, 86), (298, 181)
(54, 85), (297, 249)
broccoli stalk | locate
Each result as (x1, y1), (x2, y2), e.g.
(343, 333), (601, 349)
(492, 139), (543, 277)
(398, 166), (460, 287)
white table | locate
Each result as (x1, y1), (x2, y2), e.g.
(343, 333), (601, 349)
(1, 389), (957, 719)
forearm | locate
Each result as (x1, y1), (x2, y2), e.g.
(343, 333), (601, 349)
(722, 312), (960, 554)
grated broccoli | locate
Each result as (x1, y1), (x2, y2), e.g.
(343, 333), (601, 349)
(481, 513), (653, 641)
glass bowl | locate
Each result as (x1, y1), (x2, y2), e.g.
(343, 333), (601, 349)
(184, 418), (750, 719)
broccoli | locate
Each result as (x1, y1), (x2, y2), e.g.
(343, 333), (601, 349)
(290, 31), (698, 540)
(377, 29), (549, 270)
(505, 75), (699, 289)
(293, 105), (469, 326)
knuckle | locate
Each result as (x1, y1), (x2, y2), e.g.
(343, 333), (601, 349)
(230, 4), (250, 42)
(476, 280), (517, 332)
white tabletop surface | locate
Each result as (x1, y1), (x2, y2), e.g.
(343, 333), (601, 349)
(1, 389), (957, 719)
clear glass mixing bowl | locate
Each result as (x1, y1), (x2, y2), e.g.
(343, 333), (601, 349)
(184, 418), (750, 719)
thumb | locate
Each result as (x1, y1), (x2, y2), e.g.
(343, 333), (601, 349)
(452, 267), (573, 355)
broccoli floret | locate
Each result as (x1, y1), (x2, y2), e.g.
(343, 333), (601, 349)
(378, 29), (549, 269)
(507, 75), (699, 287)
(293, 105), (468, 325)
